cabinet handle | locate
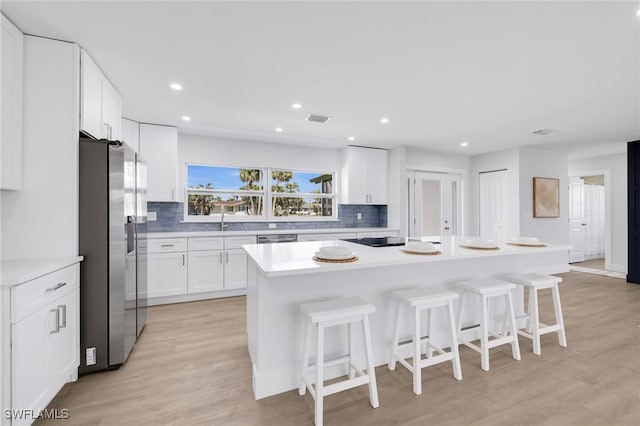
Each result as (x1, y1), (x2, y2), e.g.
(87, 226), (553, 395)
(58, 304), (67, 329)
(50, 309), (60, 334)
(182, 254), (185, 266)
(226, 252), (229, 263)
(161, 244), (175, 247)
(219, 252), (223, 264)
(46, 282), (67, 292)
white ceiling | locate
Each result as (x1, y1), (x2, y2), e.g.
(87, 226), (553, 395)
(2, 1), (639, 157)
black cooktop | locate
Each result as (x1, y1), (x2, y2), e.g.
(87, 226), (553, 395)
(342, 237), (406, 247)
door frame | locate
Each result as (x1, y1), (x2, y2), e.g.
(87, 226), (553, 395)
(568, 169), (613, 271)
(406, 165), (467, 238)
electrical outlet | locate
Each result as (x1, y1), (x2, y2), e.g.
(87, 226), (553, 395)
(86, 347), (96, 366)
(357, 213), (362, 220)
(147, 211), (157, 221)
(268, 223), (277, 229)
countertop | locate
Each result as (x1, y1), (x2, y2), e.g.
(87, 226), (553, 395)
(242, 237), (571, 277)
(146, 227), (398, 239)
(1, 256), (84, 287)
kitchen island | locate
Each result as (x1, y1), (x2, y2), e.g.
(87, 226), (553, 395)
(243, 237), (570, 399)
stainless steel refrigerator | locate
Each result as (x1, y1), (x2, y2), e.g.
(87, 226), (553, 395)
(79, 138), (147, 374)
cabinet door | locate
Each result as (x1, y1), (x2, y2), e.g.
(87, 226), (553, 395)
(368, 148), (388, 204)
(148, 252), (187, 298)
(101, 79), (121, 140)
(343, 146), (369, 204)
(1, 15), (23, 190)
(139, 124), (178, 201)
(188, 250), (224, 294)
(12, 305), (50, 414)
(48, 289), (79, 393)
(121, 118), (140, 154)
(80, 50), (103, 139)
(224, 249), (248, 289)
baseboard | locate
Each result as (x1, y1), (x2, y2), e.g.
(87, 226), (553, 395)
(606, 263), (627, 274)
(148, 288), (246, 306)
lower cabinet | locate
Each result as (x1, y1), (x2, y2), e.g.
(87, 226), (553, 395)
(224, 248), (248, 289)
(188, 250), (224, 293)
(147, 252), (187, 298)
(8, 262), (80, 424)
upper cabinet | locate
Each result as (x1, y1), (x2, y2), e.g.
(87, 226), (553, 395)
(341, 146), (388, 204)
(1, 14), (24, 190)
(121, 118), (140, 154)
(80, 50), (121, 140)
(139, 123), (178, 202)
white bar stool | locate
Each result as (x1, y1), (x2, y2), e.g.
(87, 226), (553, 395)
(299, 297), (379, 426)
(388, 288), (462, 395)
(504, 273), (567, 355)
(455, 278), (521, 372)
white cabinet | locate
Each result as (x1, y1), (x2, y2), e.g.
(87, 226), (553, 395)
(121, 118), (140, 154)
(8, 263), (80, 424)
(341, 146), (388, 204)
(148, 252), (187, 298)
(1, 15), (24, 190)
(80, 50), (121, 140)
(223, 236), (255, 289)
(139, 124), (178, 202)
(187, 237), (224, 294)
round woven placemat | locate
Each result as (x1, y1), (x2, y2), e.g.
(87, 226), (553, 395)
(506, 242), (547, 248)
(312, 256), (359, 263)
(400, 250), (442, 256)
(458, 244), (500, 251)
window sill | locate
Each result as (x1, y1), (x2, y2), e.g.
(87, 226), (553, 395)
(181, 217), (341, 224)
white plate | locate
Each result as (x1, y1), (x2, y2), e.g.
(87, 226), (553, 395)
(510, 237), (540, 244)
(404, 242), (437, 253)
(460, 240), (499, 249)
(507, 240), (545, 247)
(314, 251), (356, 260)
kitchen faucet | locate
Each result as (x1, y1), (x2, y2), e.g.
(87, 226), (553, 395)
(220, 205), (228, 232)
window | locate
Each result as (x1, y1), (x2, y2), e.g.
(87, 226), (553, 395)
(185, 164), (336, 221)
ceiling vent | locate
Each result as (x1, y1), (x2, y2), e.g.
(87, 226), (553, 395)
(532, 129), (552, 135)
(306, 114), (331, 124)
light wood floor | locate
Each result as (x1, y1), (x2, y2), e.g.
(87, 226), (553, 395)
(571, 258), (605, 271)
(38, 272), (640, 426)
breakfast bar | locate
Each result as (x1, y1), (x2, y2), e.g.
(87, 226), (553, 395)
(243, 237), (570, 399)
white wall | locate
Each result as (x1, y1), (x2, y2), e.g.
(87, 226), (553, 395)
(569, 153), (627, 272)
(1, 36), (79, 259)
(469, 148), (520, 238)
(519, 147), (569, 244)
(177, 133), (342, 203)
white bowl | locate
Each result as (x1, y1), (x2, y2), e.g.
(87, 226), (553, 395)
(461, 239), (498, 249)
(511, 237), (540, 244)
(314, 250), (356, 260)
(404, 242), (436, 253)
(318, 246), (351, 255)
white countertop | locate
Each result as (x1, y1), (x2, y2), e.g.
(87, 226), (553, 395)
(1, 256), (84, 287)
(147, 227), (397, 239)
(242, 237), (571, 277)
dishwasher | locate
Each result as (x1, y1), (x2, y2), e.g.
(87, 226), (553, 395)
(256, 234), (298, 244)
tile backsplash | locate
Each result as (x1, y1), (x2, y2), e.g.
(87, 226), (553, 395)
(147, 202), (387, 232)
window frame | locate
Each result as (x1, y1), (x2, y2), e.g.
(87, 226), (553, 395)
(183, 163), (338, 222)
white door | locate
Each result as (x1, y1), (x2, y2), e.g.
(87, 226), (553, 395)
(479, 170), (509, 241)
(569, 176), (586, 263)
(408, 171), (461, 238)
(188, 250), (224, 293)
(225, 249), (248, 289)
(148, 252), (187, 298)
(48, 289), (80, 389)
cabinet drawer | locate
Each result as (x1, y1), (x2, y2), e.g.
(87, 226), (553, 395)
(11, 264), (79, 324)
(148, 238), (187, 253)
(188, 237), (223, 251)
(224, 236), (257, 250)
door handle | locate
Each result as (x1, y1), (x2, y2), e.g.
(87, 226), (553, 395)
(219, 252), (223, 264)
(444, 227), (450, 230)
(225, 252), (229, 263)
(50, 309), (60, 334)
(58, 305), (67, 329)
(182, 254), (185, 266)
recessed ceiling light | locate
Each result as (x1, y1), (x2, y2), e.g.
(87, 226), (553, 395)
(170, 83), (183, 91)
(182, 116), (191, 121)
(380, 117), (389, 124)
(348, 136), (355, 141)
(291, 103), (302, 109)
(275, 127), (283, 132)
(460, 141), (468, 147)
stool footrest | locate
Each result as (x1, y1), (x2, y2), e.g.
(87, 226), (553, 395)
(323, 375), (371, 397)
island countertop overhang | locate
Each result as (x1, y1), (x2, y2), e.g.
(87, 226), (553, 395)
(242, 238), (571, 278)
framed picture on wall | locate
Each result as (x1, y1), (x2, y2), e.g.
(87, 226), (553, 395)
(533, 177), (560, 218)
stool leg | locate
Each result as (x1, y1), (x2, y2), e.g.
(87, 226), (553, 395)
(348, 321), (356, 379)
(456, 292), (466, 337)
(530, 288), (541, 355)
(315, 324), (325, 426)
(299, 321), (312, 396)
(426, 307), (433, 358)
(526, 287), (534, 333)
(552, 284), (568, 347)
(413, 306), (422, 395)
(480, 295), (490, 372)
(447, 299), (462, 381)
(362, 314), (379, 408)
(388, 302), (402, 370)
(506, 289), (521, 361)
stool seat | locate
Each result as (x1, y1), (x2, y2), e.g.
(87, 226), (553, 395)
(504, 273), (567, 355)
(301, 297), (375, 323)
(456, 278), (516, 295)
(388, 288), (462, 395)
